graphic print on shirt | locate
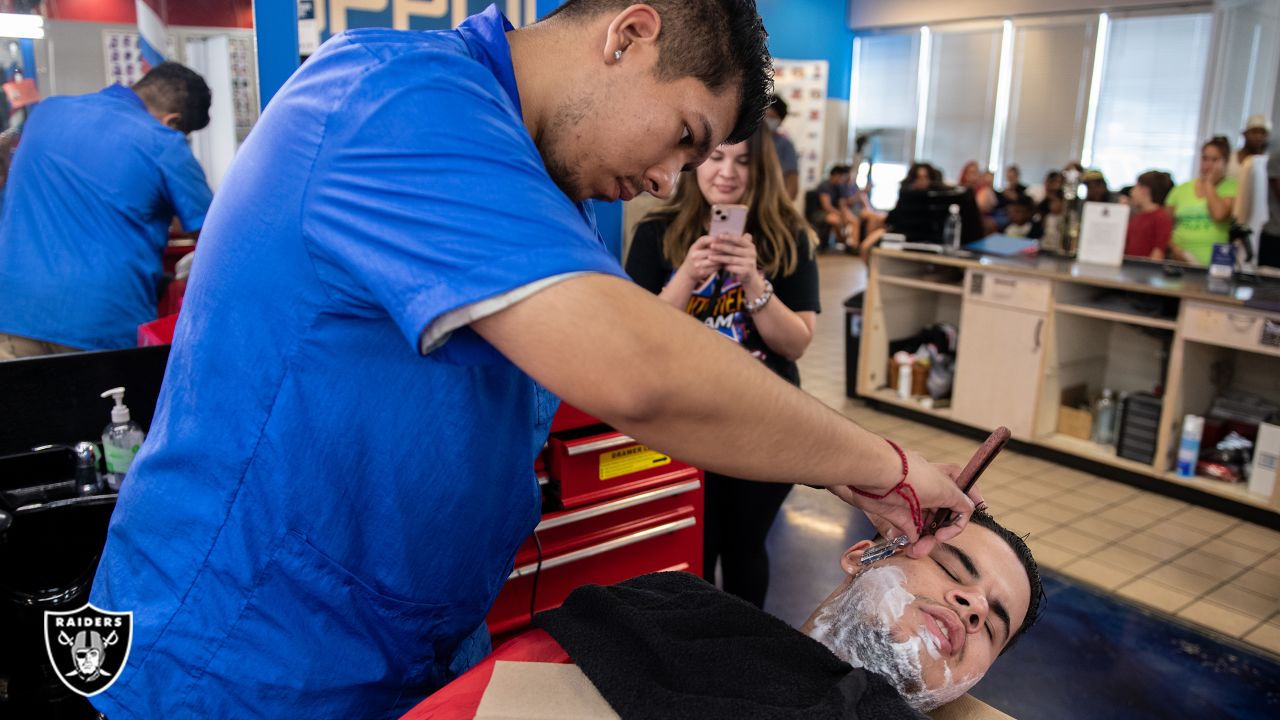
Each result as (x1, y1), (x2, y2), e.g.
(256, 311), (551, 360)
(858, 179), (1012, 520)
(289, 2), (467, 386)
(680, 271), (768, 364)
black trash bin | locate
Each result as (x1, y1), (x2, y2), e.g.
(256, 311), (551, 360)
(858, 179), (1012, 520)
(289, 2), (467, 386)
(844, 292), (864, 399)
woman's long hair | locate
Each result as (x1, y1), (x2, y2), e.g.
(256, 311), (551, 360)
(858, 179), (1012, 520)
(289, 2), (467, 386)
(645, 127), (817, 278)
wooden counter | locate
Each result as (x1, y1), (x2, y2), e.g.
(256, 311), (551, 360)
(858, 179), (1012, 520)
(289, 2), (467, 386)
(859, 248), (1280, 519)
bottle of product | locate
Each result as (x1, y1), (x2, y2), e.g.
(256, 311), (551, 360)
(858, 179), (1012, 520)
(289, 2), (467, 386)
(1091, 389), (1117, 445)
(897, 361), (912, 399)
(1176, 414), (1204, 478)
(100, 387), (146, 482)
(1063, 168), (1082, 257)
(943, 204), (962, 254)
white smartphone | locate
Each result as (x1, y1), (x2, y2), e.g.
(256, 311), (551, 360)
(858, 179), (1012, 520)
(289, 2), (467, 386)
(709, 203), (749, 238)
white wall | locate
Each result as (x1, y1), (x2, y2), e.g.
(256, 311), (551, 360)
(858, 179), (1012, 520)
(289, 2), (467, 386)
(849, 0), (1191, 29)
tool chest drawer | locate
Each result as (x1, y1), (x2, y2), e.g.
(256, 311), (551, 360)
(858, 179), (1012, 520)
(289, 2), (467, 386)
(486, 472), (703, 637)
(545, 429), (693, 510)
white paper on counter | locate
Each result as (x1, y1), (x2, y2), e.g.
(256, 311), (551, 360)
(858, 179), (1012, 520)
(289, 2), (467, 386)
(1078, 202), (1130, 267)
(474, 661), (621, 719)
(1249, 422), (1279, 500)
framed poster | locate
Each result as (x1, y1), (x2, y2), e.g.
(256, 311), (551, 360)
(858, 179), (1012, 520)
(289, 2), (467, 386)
(772, 59), (828, 190)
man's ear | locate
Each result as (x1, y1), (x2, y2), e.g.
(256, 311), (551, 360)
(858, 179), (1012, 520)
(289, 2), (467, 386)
(841, 540), (876, 575)
(156, 112), (183, 132)
(603, 4), (661, 65)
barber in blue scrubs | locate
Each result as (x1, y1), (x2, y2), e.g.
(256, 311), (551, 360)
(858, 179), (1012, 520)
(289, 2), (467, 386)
(89, 3), (979, 718)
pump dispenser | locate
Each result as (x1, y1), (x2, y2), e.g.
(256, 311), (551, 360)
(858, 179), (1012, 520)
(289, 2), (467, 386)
(100, 387), (146, 482)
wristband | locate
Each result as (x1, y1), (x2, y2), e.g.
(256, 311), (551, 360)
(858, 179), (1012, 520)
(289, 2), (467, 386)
(851, 438), (924, 534)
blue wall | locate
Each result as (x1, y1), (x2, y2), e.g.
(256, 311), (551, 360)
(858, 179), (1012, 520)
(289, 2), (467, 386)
(756, 0), (855, 101)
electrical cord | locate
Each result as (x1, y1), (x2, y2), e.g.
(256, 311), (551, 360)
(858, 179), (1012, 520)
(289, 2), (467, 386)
(529, 531), (543, 619)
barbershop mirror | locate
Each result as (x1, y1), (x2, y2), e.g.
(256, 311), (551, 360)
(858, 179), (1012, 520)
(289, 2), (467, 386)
(0, 1), (258, 362)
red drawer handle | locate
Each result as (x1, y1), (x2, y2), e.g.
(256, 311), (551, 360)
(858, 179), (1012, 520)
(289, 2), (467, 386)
(536, 478), (701, 531)
(564, 434), (638, 456)
(508, 517), (697, 580)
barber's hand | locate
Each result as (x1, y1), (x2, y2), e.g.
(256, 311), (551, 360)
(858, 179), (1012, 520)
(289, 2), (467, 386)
(676, 235), (718, 286)
(708, 232), (759, 287)
(828, 445), (979, 558)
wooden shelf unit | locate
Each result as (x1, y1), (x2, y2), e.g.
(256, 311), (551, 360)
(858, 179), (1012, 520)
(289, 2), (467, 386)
(859, 249), (1280, 517)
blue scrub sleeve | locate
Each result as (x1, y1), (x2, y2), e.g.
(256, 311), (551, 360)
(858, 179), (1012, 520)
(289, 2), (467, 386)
(158, 139), (214, 231)
(301, 49), (627, 351)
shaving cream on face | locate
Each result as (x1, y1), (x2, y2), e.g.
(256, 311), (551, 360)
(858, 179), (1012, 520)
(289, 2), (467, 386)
(806, 565), (981, 710)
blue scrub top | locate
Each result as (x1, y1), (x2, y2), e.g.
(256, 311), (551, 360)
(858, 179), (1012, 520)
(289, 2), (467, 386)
(89, 6), (627, 719)
(0, 84), (212, 349)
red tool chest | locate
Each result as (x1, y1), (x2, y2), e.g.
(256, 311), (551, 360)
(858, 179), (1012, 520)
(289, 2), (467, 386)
(486, 405), (704, 638)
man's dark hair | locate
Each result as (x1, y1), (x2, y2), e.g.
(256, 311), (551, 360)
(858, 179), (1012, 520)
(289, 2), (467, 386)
(132, 62), (211, 134)
(829, 164), (852, 177)
(968, 509), (1044, 654)
(770, 94), (788, 121)
(1136, 170), (1174, 206)
(544, 0), (772, 144)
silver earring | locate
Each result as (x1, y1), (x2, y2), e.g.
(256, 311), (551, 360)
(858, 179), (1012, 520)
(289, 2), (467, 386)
(614, 49), (623, 61)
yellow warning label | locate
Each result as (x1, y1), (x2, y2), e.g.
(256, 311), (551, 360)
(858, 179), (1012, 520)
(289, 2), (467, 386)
(599, 444), (671, 481)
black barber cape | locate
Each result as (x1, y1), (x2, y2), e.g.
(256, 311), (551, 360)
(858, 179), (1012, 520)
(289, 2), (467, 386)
(533, 572), (926, 720)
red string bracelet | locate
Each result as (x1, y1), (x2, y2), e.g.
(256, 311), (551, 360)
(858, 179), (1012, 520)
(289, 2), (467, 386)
(851, 438), (923, 534)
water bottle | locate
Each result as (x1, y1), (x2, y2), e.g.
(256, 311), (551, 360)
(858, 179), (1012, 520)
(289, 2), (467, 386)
(1176, 415), (1204, 477)
(1091, 389), (1117, 445)
(943, 204), (962, 253)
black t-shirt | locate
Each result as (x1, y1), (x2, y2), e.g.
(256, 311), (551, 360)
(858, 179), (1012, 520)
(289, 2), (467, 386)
(626, 218), (821, 386)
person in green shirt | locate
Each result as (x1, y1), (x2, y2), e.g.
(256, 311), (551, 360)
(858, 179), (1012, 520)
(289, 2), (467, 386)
(1166, 136), (1237, 265)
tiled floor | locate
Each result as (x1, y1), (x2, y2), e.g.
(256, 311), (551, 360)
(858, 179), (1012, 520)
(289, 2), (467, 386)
(788, 253), (1280, 657)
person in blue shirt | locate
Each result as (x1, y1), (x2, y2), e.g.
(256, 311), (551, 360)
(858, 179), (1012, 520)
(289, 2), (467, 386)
(0, 62), (213, 358)
(88, 3), (980, 718)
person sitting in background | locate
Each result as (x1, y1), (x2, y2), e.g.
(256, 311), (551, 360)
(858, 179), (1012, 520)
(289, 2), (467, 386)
(1039, 194), (1067, 253)
(958, 164), (997, 215)
(809, 164), (859, 247)
(766, 94), (800, 202)
(1117, 186), (1133, 205)
(996, 164), (1028, 209)
(857, 162), (941, 254)
(1124, 171), (1174, 260)
(626, 126), (820, 609)
(1035, 170), (1064, 219)
(1167, 136), (1239, 265)
(1082, 169), (1114, 203)
(1001, 196), (1042, 240)
(976, 171), (999, 234)
(844, 173), (887, 251)
(411, 509), (1042, 719)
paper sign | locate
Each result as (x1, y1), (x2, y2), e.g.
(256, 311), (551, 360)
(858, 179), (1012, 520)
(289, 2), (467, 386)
(1077, 202), (1130, 267)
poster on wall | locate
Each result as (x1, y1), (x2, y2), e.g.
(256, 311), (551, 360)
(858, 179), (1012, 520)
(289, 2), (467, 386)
(227, 35), (258, 139)
(772, 59), (828, 191)
(103, 31), (147, 87)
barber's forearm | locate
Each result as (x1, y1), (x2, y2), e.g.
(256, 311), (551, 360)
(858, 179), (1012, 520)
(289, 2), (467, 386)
(473, 274), (902, 492)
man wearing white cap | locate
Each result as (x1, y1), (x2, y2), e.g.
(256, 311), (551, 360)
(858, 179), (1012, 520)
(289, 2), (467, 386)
(1230, 114), (1271, 264)
(1228, 114), (1270, 180)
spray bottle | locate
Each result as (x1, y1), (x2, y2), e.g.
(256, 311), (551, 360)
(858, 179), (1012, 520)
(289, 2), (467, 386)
(101, 387), (146, 485)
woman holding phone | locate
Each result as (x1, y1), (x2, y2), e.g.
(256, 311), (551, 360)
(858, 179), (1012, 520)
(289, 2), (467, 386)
(625, 127), (819, 608)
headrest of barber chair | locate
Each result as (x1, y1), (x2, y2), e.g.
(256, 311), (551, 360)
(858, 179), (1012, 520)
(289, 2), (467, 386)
(929, 694), (1016, 720)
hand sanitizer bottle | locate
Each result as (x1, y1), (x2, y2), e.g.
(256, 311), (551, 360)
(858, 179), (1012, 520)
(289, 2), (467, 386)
(100, 387), (146, 483)
(944, 204), (962, 254)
